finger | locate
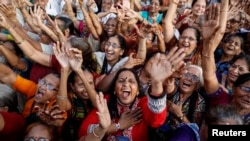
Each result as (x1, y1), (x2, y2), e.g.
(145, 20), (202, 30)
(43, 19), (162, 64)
(165, 46), (178, 60)
(33, 105), (40, 112)
(168, 47), (186, 63)
(42, 101), (50, 111)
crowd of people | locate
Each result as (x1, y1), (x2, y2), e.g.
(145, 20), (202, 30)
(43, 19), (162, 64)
(0, 0), (250, 141)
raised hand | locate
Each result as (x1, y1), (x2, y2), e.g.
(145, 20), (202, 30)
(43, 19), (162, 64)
(30, 4), (44, 28)
(96, 92), (111, 129)
(148, 47), (186, 83)
(118, 107), (142, 130)
(124, 53), (144, 68)
(34, 102), (66, 125)
(53, 41), (70, 69)
(201, 4), (220, 40)
(67, 47), (83, 72)
(0, 4), (16, 21)
(0, 12), (9, 29)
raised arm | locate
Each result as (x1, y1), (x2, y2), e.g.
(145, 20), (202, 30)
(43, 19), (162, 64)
(0, 63), (17, 87)
(0, 44), (27, 71)
(162, 0), (179, 43)
(53, 42), (72, 111)
(0, 13), (51, 67)
(201, 1), (228, 94)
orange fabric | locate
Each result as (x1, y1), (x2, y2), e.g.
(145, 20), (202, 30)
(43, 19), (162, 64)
(12, 75), (66, 119)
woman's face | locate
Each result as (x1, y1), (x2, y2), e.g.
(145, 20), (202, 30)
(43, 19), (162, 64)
(178, 28), (198, 55)
(102, 0), (112, 12)
(149, 0), (160, 13)
(226, 15), (241, 33)
(228, 59), (249, 83)
(104, 36), (124, 65)
(178, 0), (187, 8)
(179, 67), (200, 94)
(39, 31), (53, 44)
(115, 70), (139, 106)
(70, 71), (94, 100)
(24, 124), (51, 141)
(105, 18), (117, 37)
(222, 36), (242, 56)
(233, 80), (250, 109)
(192, 0), (206, 16)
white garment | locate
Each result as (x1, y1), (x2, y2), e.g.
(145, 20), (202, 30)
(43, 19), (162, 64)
(100, 13), (117, 24)
(46, 0), (64, 16)
(71, 0), (99, 20)
(95, 52), (129, 73)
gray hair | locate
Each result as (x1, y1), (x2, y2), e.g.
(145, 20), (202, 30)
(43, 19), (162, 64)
(0, 83), (17, 112)
(186, 64), (204, 86)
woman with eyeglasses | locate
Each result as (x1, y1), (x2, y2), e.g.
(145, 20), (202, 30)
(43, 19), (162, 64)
(24, 121), (59, 141)
(149, 64), (207, 140)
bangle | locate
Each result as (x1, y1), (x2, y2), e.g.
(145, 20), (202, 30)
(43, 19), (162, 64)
(7, 34), (14, 41)
(93, 124), (100, 138)
(178, 114), (184, 121)
(172, 0), (179, 5)
(16, 39), (25, 45)
(57, 95), (67, 100)
(115, 122), (121, 131)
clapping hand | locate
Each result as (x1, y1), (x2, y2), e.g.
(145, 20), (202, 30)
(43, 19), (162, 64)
(34, 102), (66, 125)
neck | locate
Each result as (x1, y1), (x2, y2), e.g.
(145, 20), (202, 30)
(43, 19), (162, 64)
(220, 54), (235, 62)
(149, 12), (157, 17)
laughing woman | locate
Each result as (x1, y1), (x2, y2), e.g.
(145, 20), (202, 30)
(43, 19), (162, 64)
(78, 48), (186, 141)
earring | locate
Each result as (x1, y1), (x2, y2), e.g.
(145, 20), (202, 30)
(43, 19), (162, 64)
(114, 91), (116, 95)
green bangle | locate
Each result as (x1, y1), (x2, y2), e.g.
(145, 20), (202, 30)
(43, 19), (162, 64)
(7, 34), (14, 41)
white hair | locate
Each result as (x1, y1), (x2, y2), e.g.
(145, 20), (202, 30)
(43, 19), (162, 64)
(186, 64), (204, 86)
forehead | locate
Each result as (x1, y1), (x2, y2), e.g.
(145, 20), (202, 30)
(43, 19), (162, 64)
(117, 71), (136, 79)
(181, 28), (196, 37)
(241, 80), (250, 86)
(108, 36), (119, 43)
(187, 67), (200, 75)
(194, 0), (206, 5)
(103, 0), (112, 3)
(43, 74), (60, 84)
(106, 18), (117, 24)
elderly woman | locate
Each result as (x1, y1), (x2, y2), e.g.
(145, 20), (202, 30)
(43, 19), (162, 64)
(78, 48), (186, 140)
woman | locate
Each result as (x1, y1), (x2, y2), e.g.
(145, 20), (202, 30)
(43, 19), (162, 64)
(78, 48), (186, 140)
(149, 65), (206, 140)
(201, 0), (250, 124)
(215, 35), (244, 85)
(24, 121), (59, 141)
(175, 0), (206, 32)
(163, 0), (202, 65)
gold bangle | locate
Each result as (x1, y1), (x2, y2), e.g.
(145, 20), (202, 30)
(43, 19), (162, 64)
(16, 39), (25, 45)
(57, 95), (67, 100)
(178, 114), (184, 121)
(172, 0), (179, 5)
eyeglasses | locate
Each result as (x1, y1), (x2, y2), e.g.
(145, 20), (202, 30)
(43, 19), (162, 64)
(105, 42), (120, 49)
(24, 137), (50, 141)
(183, 72), (200, 83)
(238, 86), (250, 93)
(179, 36), (196, 41)
(38, 79), (58, 91)
(229, 19), (240, 24)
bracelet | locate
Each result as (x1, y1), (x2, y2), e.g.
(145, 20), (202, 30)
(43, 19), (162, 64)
(93, 124), (100, 138)
(115, 122), (121, 131)
(16, 39), (25, 45)
(178, 114), (185, 121)
(172, 0), (179, 5)
(57, 95), (67, 100)
(202, 54), (213, 58)
(7, 34), (14, 41)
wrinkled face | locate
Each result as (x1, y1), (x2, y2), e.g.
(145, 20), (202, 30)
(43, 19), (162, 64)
(102, 0), (112, 12)
(105, 18), (117, 36)
(115, 70), (139, 106)
(233, 80), (250, 110)
(35, 74), (59, 104)
(70, 71), (94, 100)
(24, 124), (51, 141)
(149, 0), (160, 13)
(178, 28), (198, 55)
(192, 0), (206, 16)
(179, 67), (200, 94)
(228, 59), (249, 83)
(222, 36), (242, 56)
(104, 36), (124, 66)
(226, 15), (241, 33)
